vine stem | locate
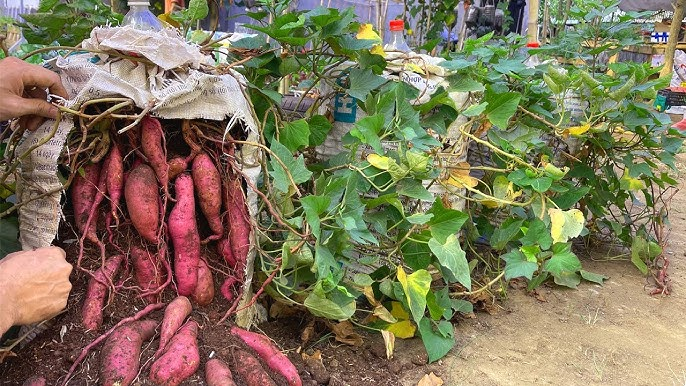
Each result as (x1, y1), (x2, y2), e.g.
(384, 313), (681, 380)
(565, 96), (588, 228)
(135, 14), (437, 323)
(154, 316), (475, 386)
(459, 128), (536, 171)
(450, 271), (505, 297)
(517, 105), (560, 132)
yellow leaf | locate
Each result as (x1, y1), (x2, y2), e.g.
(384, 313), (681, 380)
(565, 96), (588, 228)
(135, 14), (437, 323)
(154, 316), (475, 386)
(549, 208), (585, 244)
(567, 123), (591, 136)
(481, 175), (521, 208)
(385, 301), (416, 338)
(370, 45), (386, 56)
(363, 286), (379, 306)
(404, 63), (426, 75)
(367, 154), (391, 170)
(381, 330), (395, 359)
(356, 23), (382, 42)
(373, 304), (398, 323)
(158, 13), (181, 29)
(446, 162), (478, 188)
(417, 372), (444, 386)
(620, 169), (646, 192)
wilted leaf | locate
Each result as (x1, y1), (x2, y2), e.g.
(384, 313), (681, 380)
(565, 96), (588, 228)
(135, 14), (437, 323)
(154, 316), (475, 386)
(446, 162), (478, 188)
(301, 320), (316, 344)
(331, 321), (363, 346)
(567, 123), (590, 136)
(381, 330), (395, 359)
(417, 372), (444, 386)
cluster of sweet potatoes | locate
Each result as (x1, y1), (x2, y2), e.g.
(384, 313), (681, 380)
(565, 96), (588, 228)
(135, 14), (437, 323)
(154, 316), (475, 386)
(71, 115), (250, 332)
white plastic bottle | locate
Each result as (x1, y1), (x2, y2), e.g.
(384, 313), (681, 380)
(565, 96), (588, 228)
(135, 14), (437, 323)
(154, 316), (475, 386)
(123, 1), (163, 31)
(384, 19), (411, 53)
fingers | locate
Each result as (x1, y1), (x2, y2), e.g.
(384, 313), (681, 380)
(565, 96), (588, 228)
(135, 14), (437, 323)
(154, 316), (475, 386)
(20, 62), (68, 99)
(5, 95), (60, 121)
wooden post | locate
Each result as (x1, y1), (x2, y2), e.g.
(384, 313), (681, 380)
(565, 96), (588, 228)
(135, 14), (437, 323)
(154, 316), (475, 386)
(661, 0), (686, 77)
(527, 0), (540, 44)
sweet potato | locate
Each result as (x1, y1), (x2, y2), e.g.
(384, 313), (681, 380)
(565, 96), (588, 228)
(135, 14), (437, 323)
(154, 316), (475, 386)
(230, 326), (301, 386)
(99, 319), (158, 386)
(220, 277), (238, 302)
(105, 143), (124, 229)
(217, 238), (237, 270)
(82, 254), (124, 330)
(125, 164), (160, 243)
(223, 173), (251, 269)
(192, 152), (223, 239)
(21, 377), (46, 386)
(155, 295), (192, 359)
(205, 358), (236, 386)
(168, 173), (200, 296)
(232, 349), (277, 386)
(191, 258), (215, 306)
(132, 245), (164, 304)
(168, 156), (187, 181)
(149, 320), (200, 386)
(141, 115), (169, 195)
(71, 162), (101, 243)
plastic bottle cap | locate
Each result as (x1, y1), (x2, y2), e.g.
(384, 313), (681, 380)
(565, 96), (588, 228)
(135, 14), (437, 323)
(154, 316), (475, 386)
(526, 42), (540, 48)
(389, 20), (404, 31)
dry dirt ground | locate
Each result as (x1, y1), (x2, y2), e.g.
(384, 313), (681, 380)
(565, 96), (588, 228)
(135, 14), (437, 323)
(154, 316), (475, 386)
(400, 155), (686, 386)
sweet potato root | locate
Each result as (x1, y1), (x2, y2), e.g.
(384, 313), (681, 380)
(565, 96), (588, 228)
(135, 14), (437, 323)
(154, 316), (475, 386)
(82, 254), (124, 331)
(205, 358), (236, 386)
(131, 245), (164, 304)
(223, 172), (251, 270)
(230, 326), (301, 386)
(124, 164), (160, 243)
(192, 152), (223, 240)
(99, 319), (158, 386)
(149, 320), (200, 386)
(71, 162), (101, 243)
(232, 349), (277, 386)
(105, 143), (124, 229)
(141, 115), (169, 196)
(167, 156), (187, 181)
(155, 295), (192, 359)
(168, 173), (200, 296)
(191, 258), (215, 306)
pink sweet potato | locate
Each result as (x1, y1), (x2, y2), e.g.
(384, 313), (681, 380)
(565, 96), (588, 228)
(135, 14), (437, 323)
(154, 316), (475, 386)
(217, 238), (237, 270)
(230, 326), (301, 386)
(124, 164), (160, 243)
(220, 277), (238, 302)
(192, 152), (223, 239)
(100, 319), (158, 386)
(155, 295), (192, 358)
(82, 254), (124, 330)
(168, 156), (187, 181)
(141, 115), (169, 195)
(71, 162), (101, 243)
(168, 173), (200, 296)
(205, 358), (236, 386)
(105, 143), (124, 228)
(223, 173), (251, 269)
(191, 258), (215, 306)
(131, 245), (164, 304)
(21, 377), (46, 386)
(232, 349), (277, 386)
(149, 320), (200, 386)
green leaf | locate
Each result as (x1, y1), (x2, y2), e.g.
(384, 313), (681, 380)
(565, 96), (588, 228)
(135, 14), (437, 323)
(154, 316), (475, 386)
(520, 218), (552, 250)
(553, 186), (591, 210)
(401, 239), (432, 271)
(462, 102), (488, 117)
(529, 176), (553, 193)
(580, 270), (607, 285)
(501, 249), (538, 280)
(396, 266), (432, 325)
(348, 68), (387, 100)
(396, 179), (433, 201)
(308, 115), (333, 146)
(491, 218), (524, 250)
(268, 140), (313, 195)
(427, 200), (469, 243)
(350, 114), (384, 153)
(418, 317), (455, 363)
(549, 208), (585, 244)
(428, 235), (471, 289)
(449, 76), (485, 92)
(304, 282), (356, 320)
(0, 216), (21, 257)
(301, 195), (330, 240)
(483, 89), (521, 128)
(187, 0), (209, 21)
(630, 235), (662, 275)
(353, 273), (374, 287)
(280, 119), (310, 152)
(406, 213), (434, 225)
(544, 243), (582, 288)
(452, 299), (473, 314)
(313, 244), (337, 277)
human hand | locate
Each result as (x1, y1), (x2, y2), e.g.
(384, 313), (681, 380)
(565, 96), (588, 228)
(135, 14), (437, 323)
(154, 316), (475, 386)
(0, 247), (73, 327)
(0, 57), (68, 131)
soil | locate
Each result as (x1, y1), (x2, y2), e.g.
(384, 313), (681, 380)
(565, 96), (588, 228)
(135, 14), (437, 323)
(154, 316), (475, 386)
(2, 157), (686, 386)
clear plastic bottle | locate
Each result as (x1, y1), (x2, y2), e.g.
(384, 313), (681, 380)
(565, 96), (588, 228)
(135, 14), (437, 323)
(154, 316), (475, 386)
(123, 1), (163, 31)
(384, 20), (411, 53)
